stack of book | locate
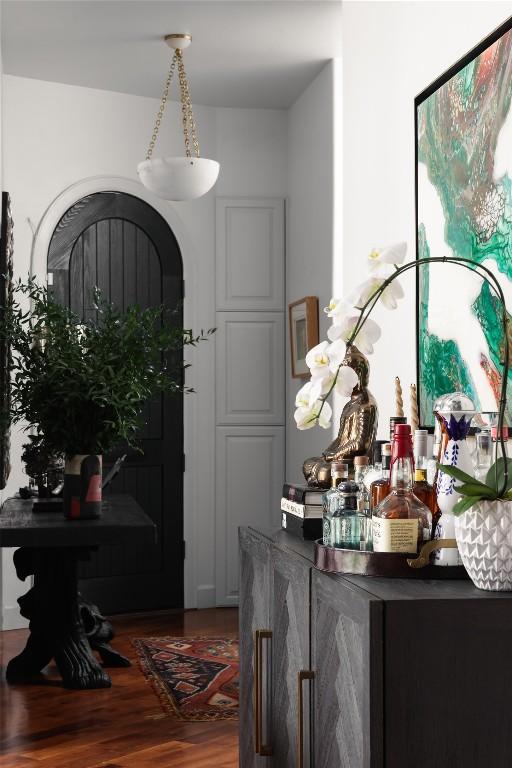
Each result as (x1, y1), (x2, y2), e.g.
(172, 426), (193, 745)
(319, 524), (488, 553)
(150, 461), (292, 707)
(280, 482), (324, 540)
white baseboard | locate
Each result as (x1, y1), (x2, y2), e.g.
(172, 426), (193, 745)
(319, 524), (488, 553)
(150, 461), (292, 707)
(196, 584), (216, 609)
(2, 606), (29, 631)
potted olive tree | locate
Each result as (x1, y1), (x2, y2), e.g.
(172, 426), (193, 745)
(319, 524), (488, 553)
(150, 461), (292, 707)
(1, 279), (213, 519)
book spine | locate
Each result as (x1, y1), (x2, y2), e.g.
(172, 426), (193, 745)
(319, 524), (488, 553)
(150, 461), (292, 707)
(282, 483), (308, 503)
(280, 497), (305, 518)
(281, 511), (322, 540)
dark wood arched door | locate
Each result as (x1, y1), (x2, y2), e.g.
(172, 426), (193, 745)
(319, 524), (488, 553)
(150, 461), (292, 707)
(48, 192), (184, 613)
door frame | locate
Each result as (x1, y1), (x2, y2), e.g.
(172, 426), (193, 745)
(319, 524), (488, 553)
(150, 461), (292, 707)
(30, 175), (215, 611)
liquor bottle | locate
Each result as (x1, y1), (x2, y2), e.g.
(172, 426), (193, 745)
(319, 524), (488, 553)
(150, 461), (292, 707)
(322, 462), (348, 546)
(354, 456), (371, 550)
(412, 429), (436, 515)
(413, 468), (436, 514)
(372, 424), (432, 553)
(370, 443), (392, 511)
(330, 478), (361, 550)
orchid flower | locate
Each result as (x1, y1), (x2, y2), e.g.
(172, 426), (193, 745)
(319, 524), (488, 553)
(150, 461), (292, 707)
(348, 274), (404, 310)
(367, 241), (407, 273)
(328, 313), (381, 354)
(323, 297), (353, 320)
(305, 341), (331, 380)
(294, 398), (333, 430)
(295, 379), (322, 409)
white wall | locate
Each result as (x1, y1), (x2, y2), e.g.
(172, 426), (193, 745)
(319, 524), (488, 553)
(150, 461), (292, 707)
(342, 1), (510, 438)
(286, 61), (337, 482)
(1, 74), (286, 626)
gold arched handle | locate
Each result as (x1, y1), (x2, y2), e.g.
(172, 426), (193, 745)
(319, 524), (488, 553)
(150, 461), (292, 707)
(407, 538), (457, 568)
(253, 629), (272, 756)
(297, 670), (314, 768)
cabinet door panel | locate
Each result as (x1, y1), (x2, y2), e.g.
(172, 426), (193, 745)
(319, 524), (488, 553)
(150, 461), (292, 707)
(216, 312), (285, 425)
(270, 546), (311, 767)
(239, 528), (272, 768)
(217, 427), (284, 606)
(216, 198), (284, 311)
(311, 572), (384, 768)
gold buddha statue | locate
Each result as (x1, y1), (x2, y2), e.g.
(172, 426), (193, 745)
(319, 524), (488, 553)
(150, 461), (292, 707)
(302, 345), (378, 487)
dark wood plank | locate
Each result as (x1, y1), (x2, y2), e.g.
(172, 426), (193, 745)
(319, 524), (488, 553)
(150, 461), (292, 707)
(0, 608), (238, 768)
(238, 528), (271, 768)
(270, 544), (311, 766)
(0, 495), (156, 548)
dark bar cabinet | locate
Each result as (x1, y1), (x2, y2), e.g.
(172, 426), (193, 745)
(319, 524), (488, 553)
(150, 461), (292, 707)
(239, 526), (512, 768)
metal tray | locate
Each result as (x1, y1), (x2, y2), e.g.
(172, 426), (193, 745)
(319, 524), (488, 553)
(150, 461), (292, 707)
(314, 539), (468, 579)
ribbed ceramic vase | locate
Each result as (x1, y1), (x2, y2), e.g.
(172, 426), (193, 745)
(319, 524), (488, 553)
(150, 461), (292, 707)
(455, 500), (512, 591)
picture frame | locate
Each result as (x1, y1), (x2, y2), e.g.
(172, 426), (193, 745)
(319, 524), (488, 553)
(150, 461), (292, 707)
(289, 296), (319, 379)
(415, 16), (512, 429)
(0, 191), (13, 490)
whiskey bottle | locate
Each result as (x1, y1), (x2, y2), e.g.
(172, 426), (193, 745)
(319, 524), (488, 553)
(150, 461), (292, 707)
(370, 443), (391, 511)
(322, 462), (348, 546)
(372, 424), (432, 553)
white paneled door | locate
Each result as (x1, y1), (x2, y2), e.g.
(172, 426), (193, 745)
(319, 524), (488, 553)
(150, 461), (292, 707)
(215, 426), (285, 606)
(215, 197), (285, 606)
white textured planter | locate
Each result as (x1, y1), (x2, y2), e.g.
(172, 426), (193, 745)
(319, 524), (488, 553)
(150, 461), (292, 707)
(455, 500), (512, 591)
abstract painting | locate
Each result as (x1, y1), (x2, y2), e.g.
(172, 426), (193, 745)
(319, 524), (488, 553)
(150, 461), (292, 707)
(416, 17), (512, 428)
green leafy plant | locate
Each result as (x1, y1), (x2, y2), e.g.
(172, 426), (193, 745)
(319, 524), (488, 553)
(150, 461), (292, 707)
(436, 459), (512, 515)
(0, 278), (214, 457)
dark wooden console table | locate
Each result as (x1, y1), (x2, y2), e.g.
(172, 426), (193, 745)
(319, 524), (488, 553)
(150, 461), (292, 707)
(0, 494), (156, 690)
(240, 526), (512, 768)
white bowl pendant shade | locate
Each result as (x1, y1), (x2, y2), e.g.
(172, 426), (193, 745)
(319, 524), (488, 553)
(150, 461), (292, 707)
(138, 34), (220, 202)
(137, 157), (220, 201)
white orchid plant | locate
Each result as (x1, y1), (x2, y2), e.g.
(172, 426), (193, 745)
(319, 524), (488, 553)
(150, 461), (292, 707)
(294, 242), (512, 509)
(294, 241), (406, 432)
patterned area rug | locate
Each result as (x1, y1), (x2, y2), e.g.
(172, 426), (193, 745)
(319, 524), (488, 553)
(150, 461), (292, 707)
(132, 636), (239, 721)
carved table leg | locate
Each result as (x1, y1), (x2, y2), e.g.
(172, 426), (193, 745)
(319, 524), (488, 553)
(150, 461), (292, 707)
(6, 547), (112, 689)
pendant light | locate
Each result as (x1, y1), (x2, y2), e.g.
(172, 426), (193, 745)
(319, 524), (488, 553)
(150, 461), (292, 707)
(137, 34), (220, 201)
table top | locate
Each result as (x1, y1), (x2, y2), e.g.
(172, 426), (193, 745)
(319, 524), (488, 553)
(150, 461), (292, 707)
(0, 494), (157, 548)
(250, 526), (512, 602)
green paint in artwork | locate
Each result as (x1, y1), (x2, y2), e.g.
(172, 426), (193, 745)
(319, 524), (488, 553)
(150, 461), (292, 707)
(472, 282), (512, 422)
(418, 225), (479, 426)
(417, 28), (512, 420)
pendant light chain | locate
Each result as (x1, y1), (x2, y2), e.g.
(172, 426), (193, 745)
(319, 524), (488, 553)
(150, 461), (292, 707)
(145, 47), (200, 161)
(146, 52), (178, 160)
(176, 49), (200, 158)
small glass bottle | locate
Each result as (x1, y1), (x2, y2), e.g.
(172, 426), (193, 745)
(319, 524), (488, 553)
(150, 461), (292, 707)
(354, 456), (372, 550)
(370, 443), (392, 511)
(322, 462), (348, 546)
(475, 428), (492, 482)
(330, 478), (360, 549)
(491, 425), (509, 464)
(372, 424), (432, 553)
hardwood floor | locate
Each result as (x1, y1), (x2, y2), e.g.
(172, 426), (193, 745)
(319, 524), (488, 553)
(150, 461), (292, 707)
(0, 608), (239, 767)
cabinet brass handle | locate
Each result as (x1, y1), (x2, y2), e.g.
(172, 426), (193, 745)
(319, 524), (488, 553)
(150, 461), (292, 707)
(297, 669), (314, 768)
(253, 629), (272, 756)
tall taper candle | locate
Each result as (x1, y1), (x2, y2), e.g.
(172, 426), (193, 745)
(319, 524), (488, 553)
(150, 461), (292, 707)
(395, 376), (404, 417)
(410, 383), (419, 433)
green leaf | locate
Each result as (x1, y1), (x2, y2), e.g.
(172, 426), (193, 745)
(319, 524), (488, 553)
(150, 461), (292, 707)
(455, 482), (497, 499)
(437, 462), (483, 486)
(452, 495), (487, 516)
(485, 458), (512, 494)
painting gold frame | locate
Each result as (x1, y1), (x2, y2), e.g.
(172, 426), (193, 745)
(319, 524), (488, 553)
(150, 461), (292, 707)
(288, 296), (319, 379)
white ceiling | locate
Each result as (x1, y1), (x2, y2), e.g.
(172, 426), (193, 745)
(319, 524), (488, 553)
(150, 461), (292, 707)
(1, 0), (342, 109)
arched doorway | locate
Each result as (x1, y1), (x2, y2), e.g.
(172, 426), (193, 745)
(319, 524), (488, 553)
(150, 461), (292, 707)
(47, 191), (184, 613)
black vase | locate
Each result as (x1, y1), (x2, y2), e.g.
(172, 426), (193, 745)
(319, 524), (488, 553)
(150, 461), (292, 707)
(63, 454), (102, 520)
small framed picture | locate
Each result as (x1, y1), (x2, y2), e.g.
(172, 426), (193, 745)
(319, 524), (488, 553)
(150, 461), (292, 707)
(289, 296), (319, 379)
